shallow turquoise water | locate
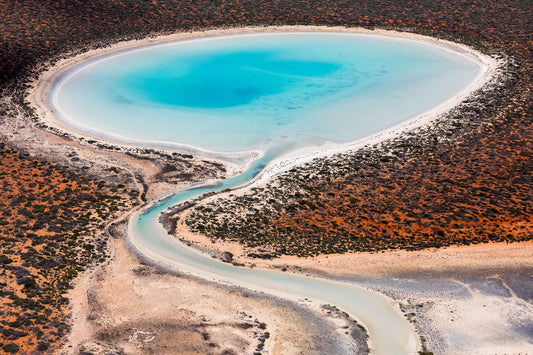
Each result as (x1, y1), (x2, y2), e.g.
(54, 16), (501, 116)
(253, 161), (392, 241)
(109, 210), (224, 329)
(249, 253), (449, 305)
(52, 32), (480, 154)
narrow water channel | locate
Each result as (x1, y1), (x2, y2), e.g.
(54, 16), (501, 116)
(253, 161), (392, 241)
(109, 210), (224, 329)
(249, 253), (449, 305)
(129, 154), (419, 354)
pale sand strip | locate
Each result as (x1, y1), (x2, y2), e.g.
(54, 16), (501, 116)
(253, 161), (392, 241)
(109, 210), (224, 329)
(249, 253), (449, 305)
(29, 25), (500, 176)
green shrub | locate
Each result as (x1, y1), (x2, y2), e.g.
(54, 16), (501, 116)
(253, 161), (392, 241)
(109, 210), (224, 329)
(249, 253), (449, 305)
(3, 344), (20, 353)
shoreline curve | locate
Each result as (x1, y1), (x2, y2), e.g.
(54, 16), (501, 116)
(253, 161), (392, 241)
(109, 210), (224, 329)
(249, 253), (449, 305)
(29, 25), (499, 173)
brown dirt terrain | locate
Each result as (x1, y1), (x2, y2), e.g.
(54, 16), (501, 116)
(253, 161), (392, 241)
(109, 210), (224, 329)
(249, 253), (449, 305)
(0, 142), (130, 354)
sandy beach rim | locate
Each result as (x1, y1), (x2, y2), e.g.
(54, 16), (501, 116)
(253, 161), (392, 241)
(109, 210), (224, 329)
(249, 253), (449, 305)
(29, 25), (499, 175)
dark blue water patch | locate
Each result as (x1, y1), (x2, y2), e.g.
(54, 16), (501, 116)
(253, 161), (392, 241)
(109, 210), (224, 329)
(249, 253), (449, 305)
(127, 51), (342, 109)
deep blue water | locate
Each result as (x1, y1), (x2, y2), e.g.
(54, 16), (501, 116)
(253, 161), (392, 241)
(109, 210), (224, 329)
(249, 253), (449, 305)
(135, 51), (341, 108)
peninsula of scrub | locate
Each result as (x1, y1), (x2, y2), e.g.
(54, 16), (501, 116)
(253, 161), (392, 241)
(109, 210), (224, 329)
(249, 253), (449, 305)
(179, 69), (532, 256)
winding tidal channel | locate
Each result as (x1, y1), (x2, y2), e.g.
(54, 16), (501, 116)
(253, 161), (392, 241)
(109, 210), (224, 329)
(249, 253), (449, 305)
(129, 155), (420, 354)
(39, 29), (492, 354)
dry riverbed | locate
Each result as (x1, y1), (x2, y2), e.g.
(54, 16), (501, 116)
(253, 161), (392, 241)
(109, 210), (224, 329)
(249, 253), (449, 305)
(171, 218), (533, 354)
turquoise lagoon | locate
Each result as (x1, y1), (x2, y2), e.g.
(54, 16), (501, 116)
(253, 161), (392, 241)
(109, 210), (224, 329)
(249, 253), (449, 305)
(52, 32), (481, 156)
(53, 32), (485, 354)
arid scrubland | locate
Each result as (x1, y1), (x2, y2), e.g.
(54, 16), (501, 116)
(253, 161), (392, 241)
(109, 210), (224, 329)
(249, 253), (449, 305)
(0, 0), (531, 353)
(0, 142), (131, 354)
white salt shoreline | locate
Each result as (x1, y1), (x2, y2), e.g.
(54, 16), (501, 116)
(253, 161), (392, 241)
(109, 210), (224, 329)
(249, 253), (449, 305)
(29, 25), (500, 178)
